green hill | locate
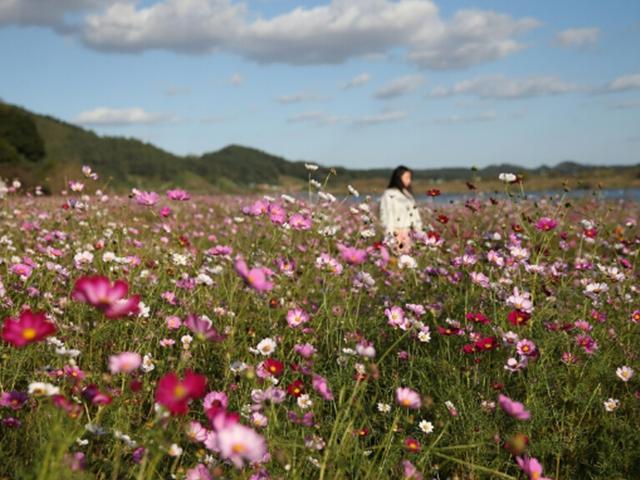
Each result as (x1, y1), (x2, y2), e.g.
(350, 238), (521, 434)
(0, 101), (638, 194)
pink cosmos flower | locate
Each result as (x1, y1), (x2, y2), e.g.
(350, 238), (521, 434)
(337, 244), (368, 265)
(203, 391), (228, 411)
(402, 459), (424, 479)
(167, 189), (190, 201)
(134, 190), (159, 206)
(216, 422), (268, 468)
(185, 464), (212, 480)
(294, 343), (316, 358)
(498, 394), (531, 420)
(286, 308), (310, 328)
(2, 309), (56, 348)
(71, 275), (140, 319)
(185, 314), (226, 342)
(516, 339), (537, 357)
(155, 370), (207, 415)
(516, 455), (551, 480)
(186, 421), (209, 442)
(396, 387), (421, 409)
(234, 256), (274, 292)
(108, 352), (141, 374)
(312, 374), (334, 401)
(288, 213), (312, 230)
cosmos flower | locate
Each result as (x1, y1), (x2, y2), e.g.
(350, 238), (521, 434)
(2, 309), (56, 348)
(155, 370), (207, 415)
(71, 275), (140, 319)
(234, 256), (274, 292)
(396, 387), (421, 409)
(616, 366), (634, 382)
(515, 455), (551, 480)
(108, 352), (142, 374)
(497, 394), (531, 420)
(166, 189), (190, 201)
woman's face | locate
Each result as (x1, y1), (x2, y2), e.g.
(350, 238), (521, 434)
(400, 171), (412, 188)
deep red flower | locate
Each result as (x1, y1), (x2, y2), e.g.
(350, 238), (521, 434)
(437, 325), (461, 336)
(474, 336), (498, 352)
(426, 189), (441, 197)
(287, 379), (305, 398)
(508, 310), (530, 327)
(404, 437), (421, 452)
(263, 358), (284, 377)
(436, 214), (449, 224)
(466, 312), (490, 325)
(2, 309), (56, 348)
(155, 370), (207, 415)
(72, 275), (140, 319)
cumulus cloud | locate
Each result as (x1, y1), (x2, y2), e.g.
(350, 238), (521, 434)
(431, 75), (582, 99)
(73, 107), (177, 126)
(352, 109), (407, 126)
(555, 27), (600, 49)
(341, 73), (371, 89)
(374, 74), (425, 99)
(408, 9), (540, 69)
(602, 73), (640, 93)
(0, 0), (115, 30)
(0, 0), (540, 69)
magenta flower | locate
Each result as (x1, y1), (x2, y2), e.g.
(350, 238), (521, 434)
(155, 370), (207, 415)
(535, 217), (558, 232)
(294, 343), (316, 358)
(108, 352), (141, 374)
(2, 309), (56, 348)
(72, 275), (140, 319)
(288, 213), (312, 230)
(312, 374), (334, 400)
(234, 256), (274, 292)
(185, 314), (226, 342)
(498, 394), (530, 420)
(516, 455), (551, 480)
(166, 189), (190, 201)
(402, 459), (424, 479)
(396, 387), (421, 409)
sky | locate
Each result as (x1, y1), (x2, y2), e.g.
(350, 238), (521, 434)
(0, 0), (639, 169)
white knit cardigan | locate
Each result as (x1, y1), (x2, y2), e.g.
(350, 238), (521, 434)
(379, 188), (423, 237)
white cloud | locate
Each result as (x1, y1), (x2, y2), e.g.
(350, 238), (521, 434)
(433, 110), (497, 124)
(229, 73), (243, 86)
(555, 27), (600, 49)
(431, 75), (582, 99)
(2, 0), (540, 69)
(164, 85), (191, 96)
(287, 111), (346, 125)
(341, 73), (371, 89)
(276, 92), (325, 104)
(73, 107), (176, 126)
(602, 73), (640, 93)
(374, 74), (425, 99)
(352, 109), (407, 126)
(407, 9), (540, 69)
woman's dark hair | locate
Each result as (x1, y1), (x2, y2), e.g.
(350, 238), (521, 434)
(387, 165), (413, 193)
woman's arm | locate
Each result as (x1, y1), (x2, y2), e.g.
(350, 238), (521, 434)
(379, 191), (394, 236)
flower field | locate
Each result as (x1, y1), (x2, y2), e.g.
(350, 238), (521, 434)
(0, 172), (639, 480)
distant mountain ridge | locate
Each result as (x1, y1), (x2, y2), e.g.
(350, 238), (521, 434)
(0, 101), (637, 193)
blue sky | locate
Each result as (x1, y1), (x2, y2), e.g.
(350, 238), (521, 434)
(1, 0), (639, 169)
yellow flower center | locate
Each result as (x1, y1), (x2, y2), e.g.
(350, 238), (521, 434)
(174, 384), (187, 399)
(22, 328), (37, 340)
(232, 443), (247, 454)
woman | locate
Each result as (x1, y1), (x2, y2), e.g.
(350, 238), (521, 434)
(379, 165), (422, 253)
